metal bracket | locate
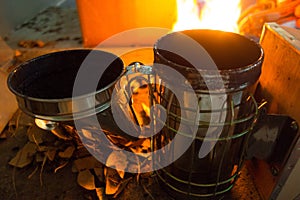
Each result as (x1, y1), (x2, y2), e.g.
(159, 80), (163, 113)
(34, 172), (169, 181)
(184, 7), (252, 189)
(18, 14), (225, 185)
(247, 106), (299, 172)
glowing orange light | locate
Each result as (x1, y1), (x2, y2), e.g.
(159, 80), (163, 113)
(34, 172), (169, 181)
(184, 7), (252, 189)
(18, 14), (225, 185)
(173, 0), (241, 33)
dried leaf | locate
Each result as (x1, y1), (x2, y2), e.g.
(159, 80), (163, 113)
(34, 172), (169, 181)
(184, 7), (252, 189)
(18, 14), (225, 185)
(63, 124), (76, 134)
(35, 152), (45, 163)
(141, 164), (152, 173)
(40, 155), (47, 186)
(81, 129), (95, 141)
(9, 142), (37, 168)
(127, 164), (140, 174)
(112, 177), (132, 199)
(42, 132), (57, 143)
(74, 156), (102, 172)
(141, 180), (155, 200)
(106, 151), (128, 178)
(104, 168), (121, 195)
(14, 50), (22, 57)
(36, 40), (45, 48)
(118, 171), (125, 179)
(76, 145), (91, 157)
(46, 149), (56, 161)
(51, 126), (72, 140)
(27, 125), (45, 144)
(106, 134), (133, 147)
(95, 187), (107, 200)
(18, 40), (46, 48)
(58, 145), (75, 158)
(77, 169), (95, 190)
(94, 167), (104, 182)
(9, 110), (34, 128)
(125, 138), (145, 148)
(9, 126), (27, 139)
(37, 146), (48, 152)
(27, 165), (39, 179)
(72, 163), (78, 173)
(106, 151), (128, 170)
(129, 147), (150, 158)
(141, 139), (151, 150)
(54, 161), (69, 173)
(0, 130), (9, 139)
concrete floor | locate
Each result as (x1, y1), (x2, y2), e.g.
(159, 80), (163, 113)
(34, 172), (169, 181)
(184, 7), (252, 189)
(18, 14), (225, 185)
(6, 6), (81, 50)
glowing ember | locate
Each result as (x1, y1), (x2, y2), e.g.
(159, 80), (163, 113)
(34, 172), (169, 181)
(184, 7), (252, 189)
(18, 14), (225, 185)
(173, 0), (241, 33)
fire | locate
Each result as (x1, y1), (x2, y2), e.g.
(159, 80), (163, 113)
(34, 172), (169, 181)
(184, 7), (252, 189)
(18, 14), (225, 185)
(172, 0), (203, 31)
(173, 0), (241, 33)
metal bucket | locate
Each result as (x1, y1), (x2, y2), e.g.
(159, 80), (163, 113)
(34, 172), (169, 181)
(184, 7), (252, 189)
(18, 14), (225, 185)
(6, 49), (156, 167)
(153, 29), (264, 199)
(7, 49), (125, 122)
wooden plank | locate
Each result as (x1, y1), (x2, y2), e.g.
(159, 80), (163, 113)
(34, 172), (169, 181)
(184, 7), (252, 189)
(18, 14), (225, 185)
(0, 70), (18, 133)
(0, 37), (18, 134)
(259, 23), (300, 122)
(247, 22), (300, 200)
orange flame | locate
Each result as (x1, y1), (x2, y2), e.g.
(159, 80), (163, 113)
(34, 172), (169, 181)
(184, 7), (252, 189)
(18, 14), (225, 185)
(173, 0), (241, 33)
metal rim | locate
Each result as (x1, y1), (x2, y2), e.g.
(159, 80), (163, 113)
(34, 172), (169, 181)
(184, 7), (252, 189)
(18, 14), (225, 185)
(7, 49), (125, 121)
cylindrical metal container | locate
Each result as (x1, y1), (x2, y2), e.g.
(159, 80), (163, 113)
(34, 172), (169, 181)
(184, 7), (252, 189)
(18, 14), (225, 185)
(153, 29), (264, 199)
(7, 49), (125, 122)
(6, 49), (156, 170)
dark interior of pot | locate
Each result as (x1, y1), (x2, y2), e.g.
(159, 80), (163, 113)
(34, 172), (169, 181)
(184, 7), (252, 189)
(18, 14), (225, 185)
(8, 49), (124, 99)
(154, 29), (262, 70)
